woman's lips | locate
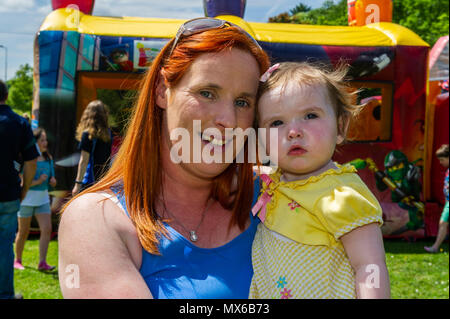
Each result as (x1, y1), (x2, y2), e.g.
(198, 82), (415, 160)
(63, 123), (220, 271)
(288, 145), (306, 156)
(201, 133), (231, 151)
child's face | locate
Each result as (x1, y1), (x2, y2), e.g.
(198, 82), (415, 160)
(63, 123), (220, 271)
(438, 157), (449, 168)
(258, 82), (344, 180)
(37, 132), (48, 153)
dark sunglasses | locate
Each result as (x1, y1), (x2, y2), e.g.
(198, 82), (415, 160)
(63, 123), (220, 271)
(168, 17), (261, 57)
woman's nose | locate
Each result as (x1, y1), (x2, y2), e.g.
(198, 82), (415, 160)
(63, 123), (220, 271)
(214, 104), (237, 129)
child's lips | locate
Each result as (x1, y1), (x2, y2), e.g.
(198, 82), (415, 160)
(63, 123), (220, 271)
(288, 145), (306, 156)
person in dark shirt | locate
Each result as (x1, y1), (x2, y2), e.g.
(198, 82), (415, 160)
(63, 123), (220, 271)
(0, 80), (39, 299)
(72, 100), (112, 196)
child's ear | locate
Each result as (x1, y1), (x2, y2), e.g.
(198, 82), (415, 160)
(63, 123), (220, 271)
(155, 73), (168, 109)
(337, 116), (350, 145)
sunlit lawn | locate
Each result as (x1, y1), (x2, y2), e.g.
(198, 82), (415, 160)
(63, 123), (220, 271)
(13, 236), (448, 299)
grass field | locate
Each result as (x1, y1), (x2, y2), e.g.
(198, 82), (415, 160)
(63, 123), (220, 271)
(13, 236), (449, 299)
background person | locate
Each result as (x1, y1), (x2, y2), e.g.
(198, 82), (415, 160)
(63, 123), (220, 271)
(0, 80), (39, 299)
(72, 100), (112, 196)
(425, 144), (449, 253)
(59, 17), (270, 298)
(14, 128), (57, 271)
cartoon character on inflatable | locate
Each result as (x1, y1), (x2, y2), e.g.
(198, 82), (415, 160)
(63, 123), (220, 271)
(375, 151), (424, 233)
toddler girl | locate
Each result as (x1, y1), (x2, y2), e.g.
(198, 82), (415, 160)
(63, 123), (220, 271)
(250, 62), (390, 299)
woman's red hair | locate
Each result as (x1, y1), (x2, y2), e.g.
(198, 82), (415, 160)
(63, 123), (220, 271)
(63, 26), (270, 254)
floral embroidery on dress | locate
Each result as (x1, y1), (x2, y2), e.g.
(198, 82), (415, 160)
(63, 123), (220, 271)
(276, 276), (287, 288)
(288, 200), (301, 213)
(280, 288), (292, 299)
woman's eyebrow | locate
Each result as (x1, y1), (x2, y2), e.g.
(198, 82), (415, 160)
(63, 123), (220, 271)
(240, 92), (256, 99)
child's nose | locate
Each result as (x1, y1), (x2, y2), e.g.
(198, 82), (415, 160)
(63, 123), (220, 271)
(288, 127), (303, 140)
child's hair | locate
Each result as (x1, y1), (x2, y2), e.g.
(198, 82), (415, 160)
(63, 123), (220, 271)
(257, 62), (359, 140)
(436, 144), (449, 158)
(33, 127), (52, 162)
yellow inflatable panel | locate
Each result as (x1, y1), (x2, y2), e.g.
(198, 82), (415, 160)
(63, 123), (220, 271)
(40, 8), (429, 47)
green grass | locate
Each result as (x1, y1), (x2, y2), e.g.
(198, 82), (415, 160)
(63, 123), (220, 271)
(385, 239), (449, 299)
(12, 237), (449, 299)
(13, 236), (62, 299)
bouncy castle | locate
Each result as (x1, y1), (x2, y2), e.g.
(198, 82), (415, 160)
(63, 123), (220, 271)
(33, 0), (448, 238)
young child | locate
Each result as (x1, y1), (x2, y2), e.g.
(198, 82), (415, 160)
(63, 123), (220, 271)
(250, 62), (390, 299)
(15, 128), (57, 271)
(424, 144), (449, 253)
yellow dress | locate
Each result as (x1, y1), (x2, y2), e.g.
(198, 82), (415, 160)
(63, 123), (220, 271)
(249, 164), (383, 299)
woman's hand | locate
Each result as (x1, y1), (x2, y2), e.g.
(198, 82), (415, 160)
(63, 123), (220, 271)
(72, 183), (82, 197)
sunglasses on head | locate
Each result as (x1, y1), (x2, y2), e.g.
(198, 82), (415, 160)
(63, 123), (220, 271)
(168, 17), (261, 57)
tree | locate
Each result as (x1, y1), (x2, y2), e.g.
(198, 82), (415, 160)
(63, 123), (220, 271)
(393, 0), (449, 46)
(269, 0), (449, 46)
(290, 4), (311, 15)
(6, 64), (33, 113)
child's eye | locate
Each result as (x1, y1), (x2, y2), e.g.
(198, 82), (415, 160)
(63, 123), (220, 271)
(270, 120), (284, 127)
(305, 113), (318, 120)
(235, 99), (250, 108)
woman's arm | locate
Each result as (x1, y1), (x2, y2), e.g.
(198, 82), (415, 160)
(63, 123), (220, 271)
(340, 222), (391, 299)
(72, 150), (90, 195)
(58, 192), (153, 298)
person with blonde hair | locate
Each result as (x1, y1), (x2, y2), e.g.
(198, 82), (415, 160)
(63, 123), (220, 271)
(59, 18), (270, 298)
(250, 62), (390, 299)
(72, 100), (112, 196)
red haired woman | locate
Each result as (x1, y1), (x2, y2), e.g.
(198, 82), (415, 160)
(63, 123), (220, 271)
(59, 18), (270, 298)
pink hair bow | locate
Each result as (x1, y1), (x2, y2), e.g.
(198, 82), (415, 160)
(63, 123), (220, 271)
(260, 63), (280, 83)
(251, 174), (274, 223)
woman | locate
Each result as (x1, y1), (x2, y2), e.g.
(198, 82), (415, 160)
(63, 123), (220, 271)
(14, 128), (57, 271)
(72, 100), (112, 196)
(59, 18), (270, 298)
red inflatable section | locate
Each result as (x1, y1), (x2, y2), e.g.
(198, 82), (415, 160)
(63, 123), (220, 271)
(51, 0), (95, 14)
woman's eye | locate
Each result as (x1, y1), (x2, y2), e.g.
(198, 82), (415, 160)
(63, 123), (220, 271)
(199, 90), (214, 99)
(235, 99), (250, 108)
(305, 113), (318, 120)
(270, 120), (283, 127)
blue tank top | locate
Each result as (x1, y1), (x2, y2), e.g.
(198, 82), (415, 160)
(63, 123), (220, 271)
(111, 180), (261, 299)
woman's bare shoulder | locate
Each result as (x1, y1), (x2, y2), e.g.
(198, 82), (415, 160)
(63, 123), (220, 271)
(59, 192), (148, 298)
(60, 191), (138, 244)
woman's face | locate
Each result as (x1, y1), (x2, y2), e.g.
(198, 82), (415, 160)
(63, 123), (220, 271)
(37, 131), (48, 153)
(159, 48), (260, 179)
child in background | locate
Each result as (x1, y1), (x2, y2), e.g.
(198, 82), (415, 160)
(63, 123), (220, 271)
(14, 128), (56, 271)
(250, 62), (390, 299)
(425, 144), (449, 253)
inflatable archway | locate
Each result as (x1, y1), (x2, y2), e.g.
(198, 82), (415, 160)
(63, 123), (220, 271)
(34, 0), (444, 238)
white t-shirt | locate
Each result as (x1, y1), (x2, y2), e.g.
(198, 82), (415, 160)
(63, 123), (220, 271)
(20, 189), (50, 206)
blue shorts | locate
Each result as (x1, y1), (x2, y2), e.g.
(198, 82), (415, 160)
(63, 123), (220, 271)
(18, 203), (51, 218)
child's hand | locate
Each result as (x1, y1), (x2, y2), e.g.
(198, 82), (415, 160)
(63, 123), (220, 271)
(38, 174), (49, 184)
(50, 177), (57, 188)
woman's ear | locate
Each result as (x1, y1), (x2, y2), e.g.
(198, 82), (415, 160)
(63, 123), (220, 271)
(155, 73), (168, 109)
